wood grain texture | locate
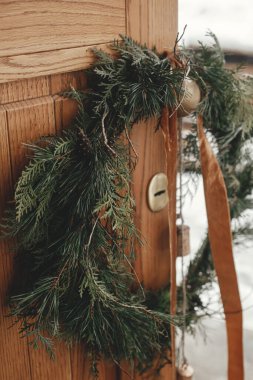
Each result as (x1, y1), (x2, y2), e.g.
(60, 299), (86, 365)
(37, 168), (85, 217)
(51, 71), (87, 95)
(120, 362), (173, 380)
(131, 120), (170, 289)
(0, 0), (125, 57)
(126, 1), (178, 379)
(0, 106), (32, 380)
(0, 44), (108, 83)
(0, 107), (12, 216)
(126, 0), (178, 289)
(28, 342), (72, 380)
(70, 344), (117, 380)
(54, 95), (79, 134)
(0, 0), (125, 83)
(0, 76), (50, 104)
(5, 97), (56, 181)
(0, 71), (86, 104)
(70, 344), (88, 380)
(126, 0), (178, 51)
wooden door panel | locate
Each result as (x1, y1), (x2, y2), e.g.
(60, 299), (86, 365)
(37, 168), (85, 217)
(126, 0), (178, 51)
(125, 1), (177, 378)
(0, 71), (86, 105)
(1, 98), (74, 380)
(5, 97), (56, 181)
(0, 0), (124, 83)
(51, 71), (87, 96)
(0, 106), (32, 380)
(120, 364), (173, 380)
(0, 44), (109, 83)
(70, 344), (117, 380)
(132, 120), (170, 289)
(127, 0), (178, 291)
(29, 344), (72, 380)
(0, 0), (125, 83)
(54, 95), (79, 133)
(0, 1), (178, 378)
(0, 0), (125, 57)
(0, 76), (50, 104)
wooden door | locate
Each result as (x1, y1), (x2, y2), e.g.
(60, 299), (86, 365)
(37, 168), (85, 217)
(0, 1), (178, 379)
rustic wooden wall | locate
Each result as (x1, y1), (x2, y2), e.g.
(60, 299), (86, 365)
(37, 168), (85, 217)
(0, 1), (178, 379)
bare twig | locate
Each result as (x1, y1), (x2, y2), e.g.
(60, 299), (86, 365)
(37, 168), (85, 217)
(52, 258), (70, 289)
(101, 112), (117, 156)
(85, 217), (99, 254)
(124, 124), (139, 159)
(174, 24), (187, 57)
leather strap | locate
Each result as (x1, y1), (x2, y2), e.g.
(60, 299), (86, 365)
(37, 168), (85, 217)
(161, 108), (178, 379)
(197, 115), (244, 380)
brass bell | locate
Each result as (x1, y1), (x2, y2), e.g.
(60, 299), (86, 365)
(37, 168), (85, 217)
(177, 363), (194, 380)
(177, 225), (190, 257)
(178, 78), (201, 117)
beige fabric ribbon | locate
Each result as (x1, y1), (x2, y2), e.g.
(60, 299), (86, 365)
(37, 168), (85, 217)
(197, 115), (244, 380)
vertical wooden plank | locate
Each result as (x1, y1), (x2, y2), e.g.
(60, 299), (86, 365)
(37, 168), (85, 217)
(0, 76), (50, 105)
(51, 71), (87, 95)
(54, 96), (79, 134)
(0, 0), (125, 57)
(5, 97), (56, 181)
(70, 344), (88, 380)
(126, 0), (178, 288)
(125, 1), (178, 379)
(0, 71), (86, 105)
(0, 107), (13, 227)
(120, 363), (173, 380)
(126, 0), (178, 51)
(0, 106), (32, 380)
(100, 360), (118, 379)
(29, 345), (71, 380)
(131, 119), (170, 289)
(5, 97), (72, 380)
(70, 344), (117, 380)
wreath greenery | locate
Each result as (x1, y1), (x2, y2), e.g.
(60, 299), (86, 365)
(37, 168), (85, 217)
(2, 34), (253, 377)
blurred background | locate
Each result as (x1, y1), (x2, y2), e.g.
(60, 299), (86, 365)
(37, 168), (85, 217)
(178, 1), (253, 379)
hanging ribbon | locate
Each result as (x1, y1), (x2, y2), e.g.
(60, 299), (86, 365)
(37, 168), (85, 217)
(161, 107), (178, 380)
(197, 115), (244, 380)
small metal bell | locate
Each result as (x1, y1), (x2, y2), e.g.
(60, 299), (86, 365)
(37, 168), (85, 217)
(177, 363), (194, 380)
(177, 224), (190, 257)
(178, 78), (201, 117)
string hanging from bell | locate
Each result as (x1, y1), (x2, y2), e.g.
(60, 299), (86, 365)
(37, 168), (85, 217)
(176, 117), (195, 380)
(176, 65), (198, 380)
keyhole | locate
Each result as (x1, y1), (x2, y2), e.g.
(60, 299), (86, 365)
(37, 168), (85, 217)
(148, 173), (169, 212)
(154, 189), (166, 197)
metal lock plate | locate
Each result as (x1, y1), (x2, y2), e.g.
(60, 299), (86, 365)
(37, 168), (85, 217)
(148, 173), (169, 212)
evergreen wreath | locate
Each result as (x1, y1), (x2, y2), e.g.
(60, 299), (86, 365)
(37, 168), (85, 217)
(2, 34), (253, 377)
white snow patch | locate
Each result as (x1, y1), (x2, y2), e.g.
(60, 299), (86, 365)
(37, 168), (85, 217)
(179, 0), (253, 53)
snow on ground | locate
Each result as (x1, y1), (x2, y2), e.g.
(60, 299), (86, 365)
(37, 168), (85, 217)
(179, 0), (253, 53)
(180, 180), (253, 379)
(185, 317), (253, 380)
